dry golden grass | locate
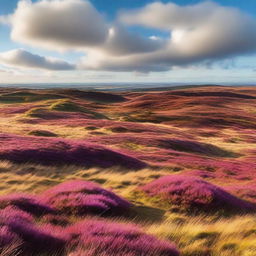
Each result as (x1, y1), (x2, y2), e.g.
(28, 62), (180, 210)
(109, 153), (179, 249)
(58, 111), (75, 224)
(1, 160), (256, 256)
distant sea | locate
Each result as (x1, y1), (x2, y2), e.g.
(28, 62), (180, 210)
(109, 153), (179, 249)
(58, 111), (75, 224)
(0, 83), (254, 91)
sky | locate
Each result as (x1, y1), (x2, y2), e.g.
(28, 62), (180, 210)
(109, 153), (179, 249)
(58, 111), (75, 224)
(0, 0), (256, 85)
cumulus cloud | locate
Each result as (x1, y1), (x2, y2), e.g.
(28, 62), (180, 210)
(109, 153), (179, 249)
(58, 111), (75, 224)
(80, 1), (256, 72)
(10, 0), (108, 51)
(8, 0), (161, 56)
(0, 15), (11, 24)
(3, 0), (256, 72)
(119, 1), (219, 30)
(0, 49), (75, 70)
(101, 25), (166, 56)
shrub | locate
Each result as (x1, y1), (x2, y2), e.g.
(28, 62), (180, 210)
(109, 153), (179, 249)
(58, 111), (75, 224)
(0, 206), (34, 224)
(6, 222), (66, 255)
(139, 175), (254, 213)
(41, 180), (131, 216)
(0, 194), (55, 217)
(0, 134), (146, 169)
(66, 219), (179, 256)
(0, 206), (66, 255)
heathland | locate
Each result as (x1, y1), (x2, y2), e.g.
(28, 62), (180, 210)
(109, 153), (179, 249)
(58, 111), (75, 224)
(0, 85), (255, 255)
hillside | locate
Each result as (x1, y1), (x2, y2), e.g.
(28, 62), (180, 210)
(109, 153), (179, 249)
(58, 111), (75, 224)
(0, 86), (255, 255)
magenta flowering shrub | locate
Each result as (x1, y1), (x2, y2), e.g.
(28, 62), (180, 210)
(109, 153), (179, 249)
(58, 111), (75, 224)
(41, 180), (132, 216)
(6, 221), (66, 254)
(0, 193), (55, 217)
(0, 133), (145, 169)
(66, 219), (179, 256)
(0, 225), (20, 248)
(140, 175), (255, 213)
(225, 184), (256, 203)
(41, 214), (70, 226)
(0, 207), (31, 248)
(184, 170), (216, 179)
(0, 196), (179, 255)
(0, 206), (67, 255)
(0, 206), (34, 224)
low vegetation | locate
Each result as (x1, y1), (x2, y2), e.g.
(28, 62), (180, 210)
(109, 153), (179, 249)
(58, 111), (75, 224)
(0, 86), (255, 255)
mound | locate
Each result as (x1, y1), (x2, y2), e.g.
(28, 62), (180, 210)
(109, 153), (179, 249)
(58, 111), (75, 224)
(0, 206), (34, 224)
(41, 180), (131, 216)
(139, 175), (254, 213)
(25, 107), (60, 119)
(171, 91), (256, 99)
(0, 207), (66, 255)
(59, 89), (126, 103)
(225, 185), (256, 203)
(0, 194), (55, 217)
(0, 91), (63, 103)
(66, 219), (179, 256)
(50, 100), (85, 112)
(158, 139), (234, 157)
(50, 100), (107, 119)
(0, 134), (145, 169)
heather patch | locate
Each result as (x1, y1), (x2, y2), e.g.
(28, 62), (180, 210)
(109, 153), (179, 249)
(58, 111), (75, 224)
(0, 194), (55, 216)
(139, 175), (255, 213)
(0, 134), (145, 169)
(41, 180), (131, 216)
(66, 219), (179, 256)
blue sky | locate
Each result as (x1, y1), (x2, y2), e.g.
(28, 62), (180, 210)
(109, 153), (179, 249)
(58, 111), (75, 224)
(0, 0), (256, 84)
(2, 0), (256, 16)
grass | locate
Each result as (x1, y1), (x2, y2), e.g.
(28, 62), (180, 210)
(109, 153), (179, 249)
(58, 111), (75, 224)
(147, 215), (256, 256)
(25, 107), (48, 118)
(0, 162), (256, 255)
(0, 87), (255, 255)
(49, 100), (84, 112)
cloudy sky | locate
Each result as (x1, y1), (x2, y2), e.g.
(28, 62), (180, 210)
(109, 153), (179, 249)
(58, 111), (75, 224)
(0, 0), (256, 84)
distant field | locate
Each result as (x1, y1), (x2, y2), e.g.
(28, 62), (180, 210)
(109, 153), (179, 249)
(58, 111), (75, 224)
(0, 86), (255, 256)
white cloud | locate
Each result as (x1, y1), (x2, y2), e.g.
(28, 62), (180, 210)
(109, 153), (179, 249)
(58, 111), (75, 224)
(0, 15), (11, 24)
(10, 0), (108, 51)
(101, 25), (166, 56)
(80, 1), (256, 72)
(2, 0), (256, 73)
(119, 1), (218, 30)
(0, 49), (75, 70)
